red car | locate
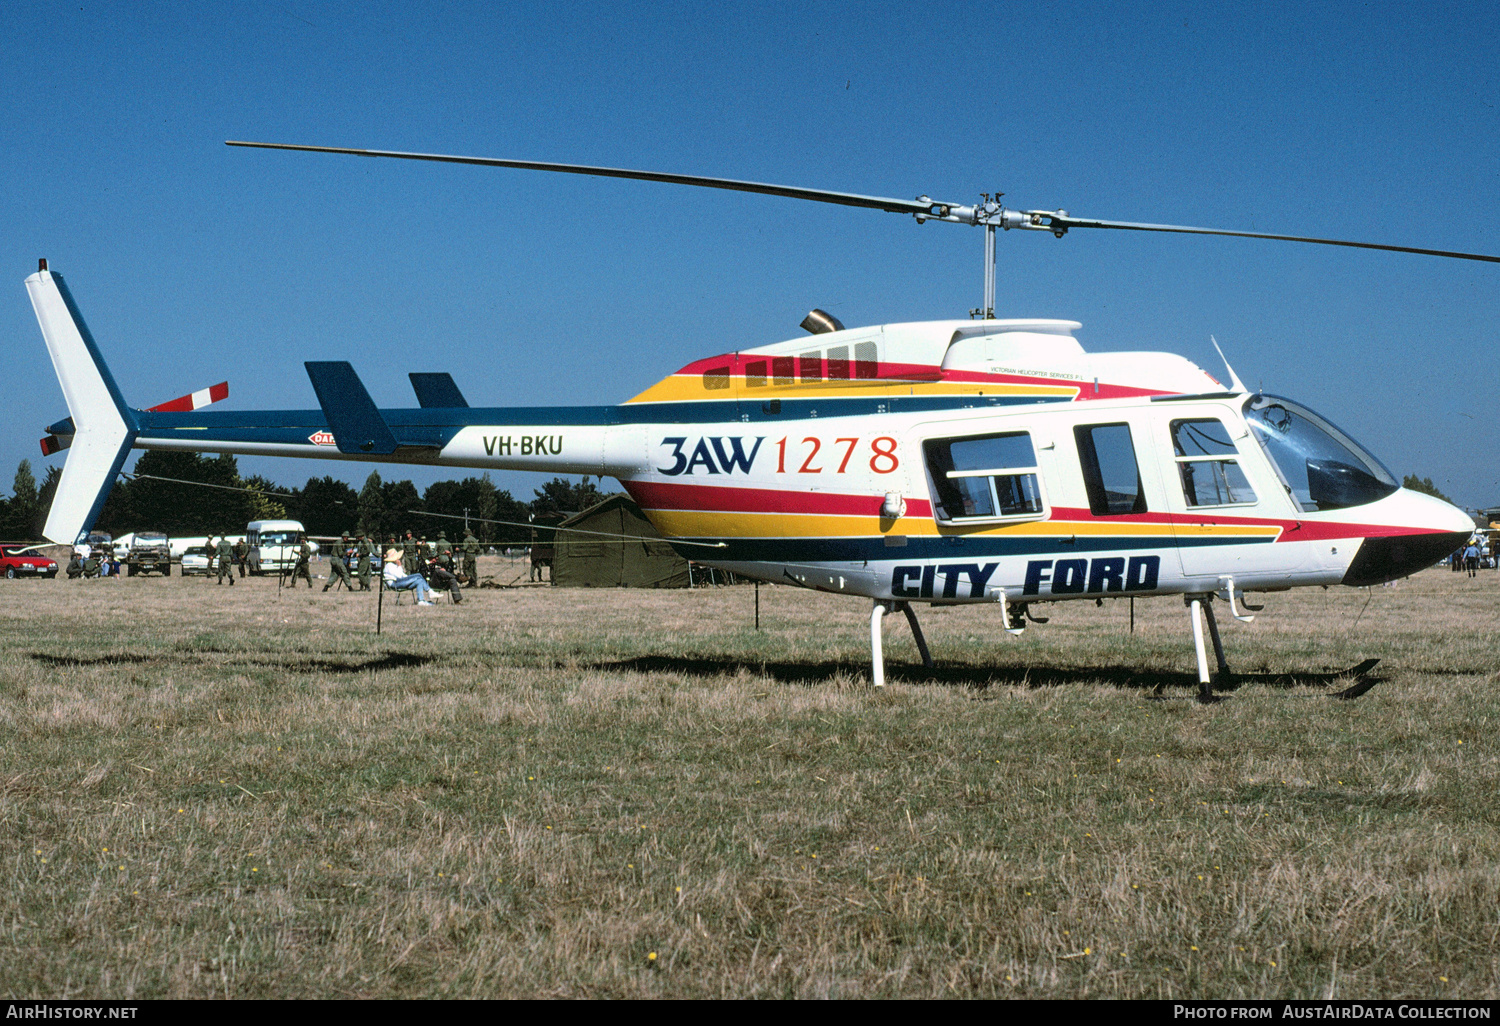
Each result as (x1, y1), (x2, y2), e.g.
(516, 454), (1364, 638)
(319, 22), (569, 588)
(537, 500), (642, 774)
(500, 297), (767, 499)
(0, 544), (58, 579)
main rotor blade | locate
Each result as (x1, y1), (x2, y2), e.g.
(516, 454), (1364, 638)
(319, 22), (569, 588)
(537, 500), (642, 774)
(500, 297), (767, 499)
(227, 140), (1500, 264)
(1050, 214), (1500, 264)
(226, 140), (937, 216)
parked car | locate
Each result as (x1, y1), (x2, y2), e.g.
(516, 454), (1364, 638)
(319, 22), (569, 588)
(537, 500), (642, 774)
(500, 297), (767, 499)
(1, 544), (58, 579)
(179, 545), (214, 577)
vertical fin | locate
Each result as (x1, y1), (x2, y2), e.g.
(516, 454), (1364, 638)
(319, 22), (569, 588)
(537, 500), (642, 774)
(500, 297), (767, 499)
(408, 372), (469, 408)
(26, 265), (137, 544)
(304, 362), (399, 454)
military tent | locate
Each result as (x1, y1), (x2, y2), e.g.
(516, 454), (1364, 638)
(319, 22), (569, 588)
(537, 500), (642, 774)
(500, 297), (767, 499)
(551, 495), (690, 588)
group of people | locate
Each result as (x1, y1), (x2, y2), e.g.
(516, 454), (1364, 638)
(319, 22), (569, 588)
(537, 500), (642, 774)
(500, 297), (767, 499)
(206, 533), (316, 587)
(317, 528), (482, 606)
(68, 526), (485, 600)
(209, 536), (254, 584)
(66, 541), (116, 579)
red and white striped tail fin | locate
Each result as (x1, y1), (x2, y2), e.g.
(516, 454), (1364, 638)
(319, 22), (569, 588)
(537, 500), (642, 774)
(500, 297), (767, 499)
(147, 381), (229, 413)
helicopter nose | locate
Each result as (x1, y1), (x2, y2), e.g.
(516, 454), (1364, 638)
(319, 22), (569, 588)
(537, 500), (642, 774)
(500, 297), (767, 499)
(1341, 491), (1475, 586)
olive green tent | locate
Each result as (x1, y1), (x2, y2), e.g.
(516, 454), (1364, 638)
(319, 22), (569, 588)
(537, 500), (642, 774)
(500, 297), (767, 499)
(551, 495), (690, 588)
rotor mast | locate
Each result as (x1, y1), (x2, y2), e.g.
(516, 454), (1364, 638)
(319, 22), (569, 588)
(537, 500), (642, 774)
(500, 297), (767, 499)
(982, 221), (995, 320)
(909, 193), (1074, 319)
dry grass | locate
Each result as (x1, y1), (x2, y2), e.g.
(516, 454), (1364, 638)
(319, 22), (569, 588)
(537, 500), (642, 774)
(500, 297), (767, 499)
(0, 559), (1496, 998)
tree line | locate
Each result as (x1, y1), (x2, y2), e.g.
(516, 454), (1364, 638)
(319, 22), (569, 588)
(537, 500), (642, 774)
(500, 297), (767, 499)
(0, 450), (613, 543)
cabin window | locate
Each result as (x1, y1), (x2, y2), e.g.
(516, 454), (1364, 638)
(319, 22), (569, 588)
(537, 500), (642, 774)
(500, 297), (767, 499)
(702, 367), (730, 390)
(1075, 423), (1147, 515)
(799, 352), (822, 382)
(826, 346), (850, 379)
(1171, 419), (1257, 507)
(772, 356), (795, 386)
(924, 432), (1044, 523)
(745, 361), (767, 387)
(854, 341), (879, 379)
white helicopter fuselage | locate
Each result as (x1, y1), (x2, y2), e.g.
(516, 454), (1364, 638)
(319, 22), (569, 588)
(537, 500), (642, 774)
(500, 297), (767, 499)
(428, 319), (1472, 605)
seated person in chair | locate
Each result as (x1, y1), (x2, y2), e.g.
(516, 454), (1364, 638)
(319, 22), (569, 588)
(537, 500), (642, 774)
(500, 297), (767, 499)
(383, 549), (438, 605)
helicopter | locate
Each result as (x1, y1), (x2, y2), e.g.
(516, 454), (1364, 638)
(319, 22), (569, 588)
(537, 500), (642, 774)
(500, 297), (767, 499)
(28, 141), (1490, 700)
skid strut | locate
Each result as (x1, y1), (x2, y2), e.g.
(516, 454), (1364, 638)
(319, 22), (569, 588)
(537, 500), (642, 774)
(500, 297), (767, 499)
(870, 599), (936, 687)
(895, 601), (934, 668)
(871, 601), (891, 688)
(1185, 594), (1216, 702)
(1201, 597), (1229, 678)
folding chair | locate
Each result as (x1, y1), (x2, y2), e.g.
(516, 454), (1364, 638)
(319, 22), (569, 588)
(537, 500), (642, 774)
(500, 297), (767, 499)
(382, 576), (432, 605)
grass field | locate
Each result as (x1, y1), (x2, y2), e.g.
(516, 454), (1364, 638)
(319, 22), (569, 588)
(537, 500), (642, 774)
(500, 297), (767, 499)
(0, 560), (1496, 999)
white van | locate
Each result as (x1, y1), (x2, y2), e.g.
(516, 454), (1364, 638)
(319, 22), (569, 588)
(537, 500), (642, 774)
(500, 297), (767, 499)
(246, 520), (318, 575)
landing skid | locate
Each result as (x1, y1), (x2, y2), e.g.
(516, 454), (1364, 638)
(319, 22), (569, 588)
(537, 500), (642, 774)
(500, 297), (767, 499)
(1264, 657), (1384, 700)
(1152, 657), (1384, 702)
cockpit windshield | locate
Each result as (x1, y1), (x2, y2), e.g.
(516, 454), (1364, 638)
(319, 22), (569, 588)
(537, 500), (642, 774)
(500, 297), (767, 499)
(1243, 395), (1398, 512)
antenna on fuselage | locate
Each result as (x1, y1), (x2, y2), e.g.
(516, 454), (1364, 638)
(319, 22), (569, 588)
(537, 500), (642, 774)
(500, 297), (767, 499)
(1210, 335), (1247, 393)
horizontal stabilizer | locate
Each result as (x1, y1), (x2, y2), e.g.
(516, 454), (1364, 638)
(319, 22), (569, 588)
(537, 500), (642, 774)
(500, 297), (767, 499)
(409, 372), (469, 408)
(148, 381), (229, 412)
(27, 265), (137, 544)
(304, 362), (399, 454)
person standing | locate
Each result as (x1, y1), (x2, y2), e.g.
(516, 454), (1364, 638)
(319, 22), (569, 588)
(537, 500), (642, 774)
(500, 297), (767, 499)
(216, 535), (236, 586)
(324, 534), (354, 591)
(292, 534), (314, 588)
(233, 537), (248, 578)
(462, 528), (480, 588)
(356, 533), (374, 591)
(1465, 540), (1481, 578)
(402, 530), (418, 575)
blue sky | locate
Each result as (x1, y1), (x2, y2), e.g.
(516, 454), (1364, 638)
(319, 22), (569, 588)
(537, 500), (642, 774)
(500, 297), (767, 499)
(4, 1), (1498, 509)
